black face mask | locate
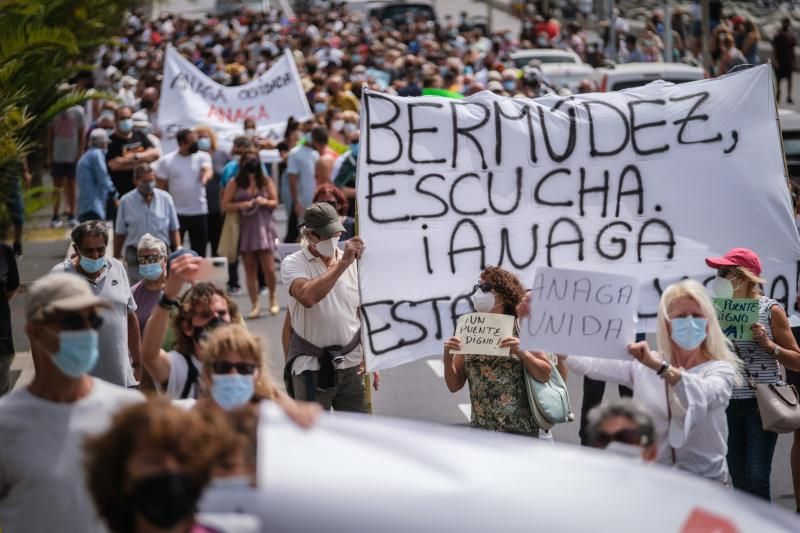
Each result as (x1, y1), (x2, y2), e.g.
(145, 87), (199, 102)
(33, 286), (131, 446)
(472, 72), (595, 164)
(187, 142), (199, 154)
(192, 315), (225, 345)
(140, 99), (154, 109)
(243, 159), (259, 173)
(130, 472), (200, 529)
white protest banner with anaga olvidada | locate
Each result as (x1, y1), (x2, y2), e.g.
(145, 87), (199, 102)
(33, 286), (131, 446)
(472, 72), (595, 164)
(158, 45), (312, 154)
(356, 64), (800, 372)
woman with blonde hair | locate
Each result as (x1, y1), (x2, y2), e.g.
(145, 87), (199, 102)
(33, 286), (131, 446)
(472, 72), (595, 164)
(196, 323), (319, 426)
(706, 248), (800, 500)
(563, 279), (741, 483)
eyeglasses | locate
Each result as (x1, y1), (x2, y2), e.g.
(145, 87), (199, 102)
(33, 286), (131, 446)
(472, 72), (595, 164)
(50, 312), (104, 331)
(138, 254), (163, 265)
(717, 267), (735, 277)
(211, 361), (257, 375)
(472, 282), (493, 294)
(594, 428), (647, 449)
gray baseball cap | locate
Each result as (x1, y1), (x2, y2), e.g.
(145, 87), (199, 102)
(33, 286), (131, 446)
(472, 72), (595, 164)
(26, 273), (109, 321)
(303, 202), (346, 239)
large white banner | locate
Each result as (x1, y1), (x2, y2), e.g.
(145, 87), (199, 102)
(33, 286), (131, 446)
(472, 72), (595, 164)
(356, 64), (800, 372)
(158, 45), (312, 154)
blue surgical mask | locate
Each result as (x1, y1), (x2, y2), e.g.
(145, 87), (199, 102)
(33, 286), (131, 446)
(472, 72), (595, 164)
(350, 142), (359, 158)
(670, 317), (708, 350)
(503, 80), (516, 91)
(118, 118), (134, 133)
(139, 262), (163, 281)
(80, 255), (106, 274)
(313, 102), (327, 114)
(197, 137), (212, 151)
(53, 329), (100, 377)
(211, 373), (254, 410)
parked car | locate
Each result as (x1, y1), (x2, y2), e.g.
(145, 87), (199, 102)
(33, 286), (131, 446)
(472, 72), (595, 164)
(509, 48), (594, 91)
(592, 62), (705, 92)
(201, 403), (800, 533)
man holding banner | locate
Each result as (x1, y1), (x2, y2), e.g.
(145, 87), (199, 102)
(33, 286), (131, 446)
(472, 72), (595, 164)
(282, 203), (367, 412)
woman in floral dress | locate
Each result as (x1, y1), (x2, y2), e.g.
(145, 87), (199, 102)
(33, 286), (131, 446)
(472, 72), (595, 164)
(443, 266), (552, 436)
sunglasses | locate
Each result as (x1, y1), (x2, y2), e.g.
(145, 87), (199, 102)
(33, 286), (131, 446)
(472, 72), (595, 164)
(211, 361), (257, 375)
(138, 254), (163, 265)
(594, 428), (647, 449)
(472, 282), (493, 294)
(51, 312), (104, 331)
(717, 267), (735, 277)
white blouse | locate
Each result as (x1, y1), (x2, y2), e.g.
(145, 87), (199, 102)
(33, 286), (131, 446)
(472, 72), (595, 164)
(566, 356), (737, 483)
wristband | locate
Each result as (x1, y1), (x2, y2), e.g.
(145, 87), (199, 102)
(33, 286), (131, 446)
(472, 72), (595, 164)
(656, 360), (670, 377)
(158, 294), (179, 310)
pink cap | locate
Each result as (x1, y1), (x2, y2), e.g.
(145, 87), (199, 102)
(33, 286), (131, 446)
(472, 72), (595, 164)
(705, 248), (762, 276)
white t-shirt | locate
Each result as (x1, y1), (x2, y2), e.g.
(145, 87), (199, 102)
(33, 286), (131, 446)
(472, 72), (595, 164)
(159, 350), (204, 400)
(0, 379), (143, 533)
(281, 246), (362, 374)
(565, 357), (737, 482)
(157, 149), (212, 215)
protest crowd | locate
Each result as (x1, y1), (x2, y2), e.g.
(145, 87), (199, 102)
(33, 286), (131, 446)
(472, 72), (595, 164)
(3, 1), (800, 531)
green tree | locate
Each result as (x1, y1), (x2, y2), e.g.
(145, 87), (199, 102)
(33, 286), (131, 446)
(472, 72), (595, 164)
(0, 0), (134, 234)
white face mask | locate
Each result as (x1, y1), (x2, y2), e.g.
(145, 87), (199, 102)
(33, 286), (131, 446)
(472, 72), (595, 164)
(314, 235), (340, 257)
(710, 275), (743, 298)
(471, 290), (497, 313)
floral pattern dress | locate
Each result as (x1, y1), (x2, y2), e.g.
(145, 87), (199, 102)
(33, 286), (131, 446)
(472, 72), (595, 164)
(463, 354), (538, 436)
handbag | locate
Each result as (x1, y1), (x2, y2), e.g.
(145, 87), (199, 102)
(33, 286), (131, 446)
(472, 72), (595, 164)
(523, 353), (574, 431)
(753, 380), (800, 433)
(217, 212), (240, 263)
(735, 346), (800, 433)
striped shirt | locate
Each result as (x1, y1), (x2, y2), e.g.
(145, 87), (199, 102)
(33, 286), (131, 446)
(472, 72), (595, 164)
(731, 295), (782, 399)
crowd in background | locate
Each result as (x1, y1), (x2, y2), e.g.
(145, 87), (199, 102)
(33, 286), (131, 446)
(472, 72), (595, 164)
(1, 2), (800, 532)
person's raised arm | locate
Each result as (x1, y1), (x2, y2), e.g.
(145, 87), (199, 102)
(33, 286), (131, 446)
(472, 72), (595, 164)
(142, 255), (202, 386)
(289, 237), (363, 308)
(442, 336), (467, 392)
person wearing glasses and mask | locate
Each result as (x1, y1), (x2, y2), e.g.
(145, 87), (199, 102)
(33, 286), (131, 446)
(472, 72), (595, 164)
(282, 202), (372, 411)
(195, 324), (319, 428)
(0, 273), (143, 533)
(562, 280), (741, 484)
(130, 234), (169, 336)
(443, 266), (552, 437)
(586, 398), (658, 462)
(142, 253), (239, 400)
(706, 248), (800, 500)
(51, 221), (142, 388)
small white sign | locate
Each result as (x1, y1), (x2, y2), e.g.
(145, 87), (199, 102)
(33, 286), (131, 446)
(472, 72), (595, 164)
(453, 312), (515, 357)
(520, 267), (640, 359)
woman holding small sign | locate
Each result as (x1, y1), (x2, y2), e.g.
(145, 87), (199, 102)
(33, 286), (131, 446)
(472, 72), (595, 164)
(561, 279), (741, 484)
(706, 248), (800, 501)
(443, 266), (552, 437)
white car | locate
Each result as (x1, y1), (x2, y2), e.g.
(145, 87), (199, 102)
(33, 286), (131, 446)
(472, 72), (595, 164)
(592, 62), (705, 92)
(200, 403), (800, 533)
(509, 49), (595, 91)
